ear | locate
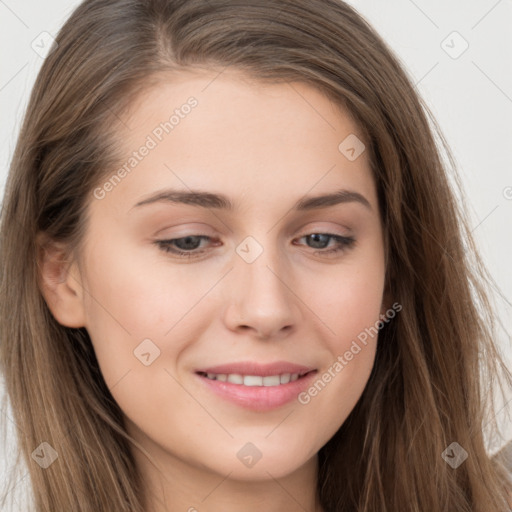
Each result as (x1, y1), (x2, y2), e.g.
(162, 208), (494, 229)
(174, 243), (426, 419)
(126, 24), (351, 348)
(36, 232), (86, 328)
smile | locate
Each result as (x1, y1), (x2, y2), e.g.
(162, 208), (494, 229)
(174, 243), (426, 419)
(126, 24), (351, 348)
(197, 371), (308, 386)
(194, 362), (318, 411)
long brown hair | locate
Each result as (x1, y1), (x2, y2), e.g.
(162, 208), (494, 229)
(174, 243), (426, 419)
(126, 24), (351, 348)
(1, 0), (511, 510)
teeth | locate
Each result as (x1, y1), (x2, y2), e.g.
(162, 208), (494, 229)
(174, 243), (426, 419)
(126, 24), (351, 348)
(203, 372), (303, 386)
(263, 375), (280, 386)
(227, 374), (243, 384)
(243, 375), (263, 386)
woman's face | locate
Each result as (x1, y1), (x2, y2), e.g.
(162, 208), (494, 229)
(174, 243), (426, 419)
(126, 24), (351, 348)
(70, 69), (386, 481)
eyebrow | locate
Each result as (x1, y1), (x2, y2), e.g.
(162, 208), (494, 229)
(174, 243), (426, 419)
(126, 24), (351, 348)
(132, 188), (372, 211)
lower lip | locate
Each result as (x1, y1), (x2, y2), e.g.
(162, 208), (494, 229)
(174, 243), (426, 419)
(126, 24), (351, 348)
(196, 372), (317, 411)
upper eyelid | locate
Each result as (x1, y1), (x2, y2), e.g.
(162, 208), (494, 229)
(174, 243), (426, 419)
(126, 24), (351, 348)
(156, 222), (353, 238)
(157, 232), (350, 242)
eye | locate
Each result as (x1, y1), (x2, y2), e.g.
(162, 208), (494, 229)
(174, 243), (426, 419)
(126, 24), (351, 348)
(155, 235), (216, 259)
(154, 233), (355, 260)
(294, 233), (356, 255)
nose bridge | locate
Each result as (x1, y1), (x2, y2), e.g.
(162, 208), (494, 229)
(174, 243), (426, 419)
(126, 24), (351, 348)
(224, 233), (297, 337)
(236, 234), (288, 300)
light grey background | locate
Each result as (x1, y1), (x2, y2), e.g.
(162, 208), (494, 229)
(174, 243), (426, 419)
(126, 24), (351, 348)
(1, 0), (511, 501)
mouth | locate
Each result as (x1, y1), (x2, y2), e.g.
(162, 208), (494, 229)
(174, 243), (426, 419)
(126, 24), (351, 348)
(194, 361), (317, 411)
(196, 370), (312, 386)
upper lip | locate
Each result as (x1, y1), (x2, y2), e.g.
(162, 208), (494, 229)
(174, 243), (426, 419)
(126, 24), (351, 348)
(196, 361), (316, 377)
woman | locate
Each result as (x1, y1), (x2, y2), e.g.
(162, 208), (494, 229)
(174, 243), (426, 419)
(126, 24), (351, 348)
(1, 0), (511, 510)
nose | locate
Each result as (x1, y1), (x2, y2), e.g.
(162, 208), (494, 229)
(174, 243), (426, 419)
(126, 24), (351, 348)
(223, 241), (299, 340)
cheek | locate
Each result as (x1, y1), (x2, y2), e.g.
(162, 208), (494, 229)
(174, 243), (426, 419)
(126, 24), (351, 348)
(83, 225), (205, 325)
(316, 244), (386, 353)
(78, 242), (203, 447)
(78, 238), (195, 387)
(300, 247), (385, 431)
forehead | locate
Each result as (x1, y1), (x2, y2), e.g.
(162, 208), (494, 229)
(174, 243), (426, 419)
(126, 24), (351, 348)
(92, 68), (377, 216)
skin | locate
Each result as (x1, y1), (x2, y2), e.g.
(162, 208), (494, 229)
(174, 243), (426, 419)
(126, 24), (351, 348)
(39, 68), (387, 512)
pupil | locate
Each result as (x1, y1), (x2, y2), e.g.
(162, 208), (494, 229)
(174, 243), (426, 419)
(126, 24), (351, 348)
(309, 234), (328, 249)
(176, 236), (201, 250)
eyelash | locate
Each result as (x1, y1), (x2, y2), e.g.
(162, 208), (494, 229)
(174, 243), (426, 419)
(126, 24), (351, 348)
(155, 233), (356, 259)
